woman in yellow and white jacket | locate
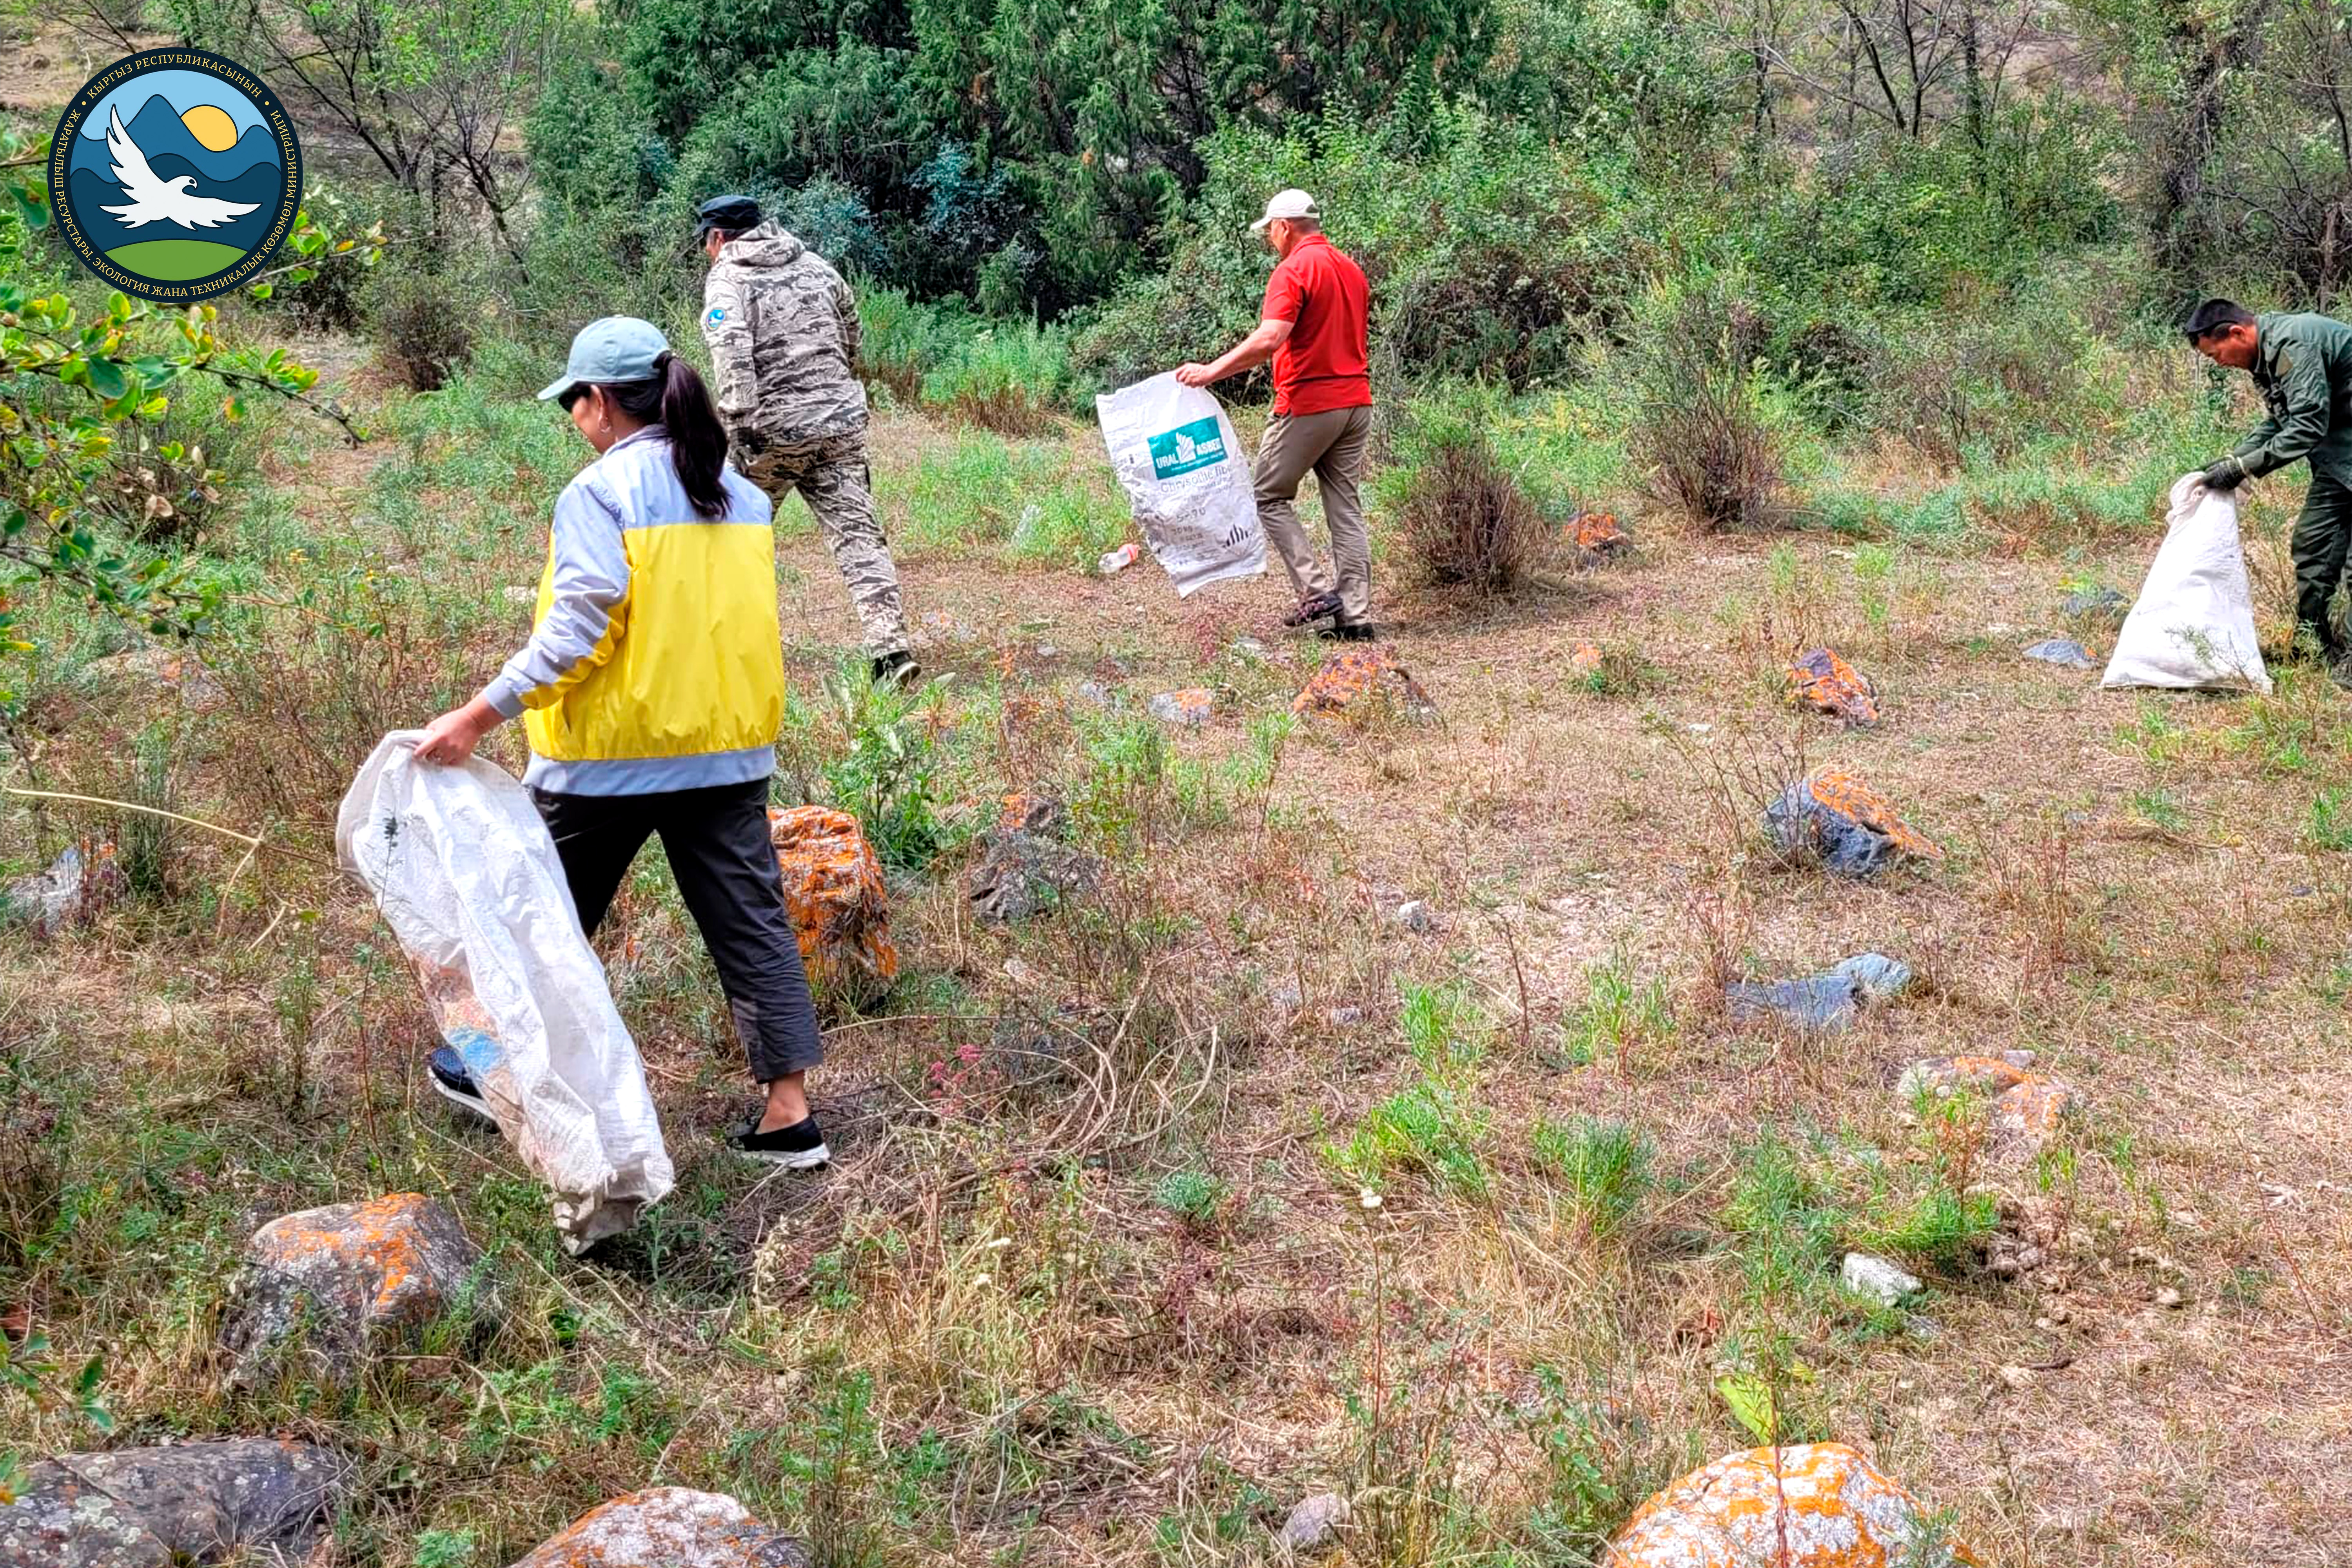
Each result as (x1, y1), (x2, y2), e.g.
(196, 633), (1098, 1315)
(416, 316), (829, 1168)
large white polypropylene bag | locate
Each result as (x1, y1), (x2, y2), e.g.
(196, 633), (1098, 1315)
(336, 734), (673, 1252)
(2103, 474), (2272, 695)
(1096, 373), (1265, 595)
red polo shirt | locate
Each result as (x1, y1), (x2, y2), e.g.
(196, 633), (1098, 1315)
(1260, 233), (1371, 417)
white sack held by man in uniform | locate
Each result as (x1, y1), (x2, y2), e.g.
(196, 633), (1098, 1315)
(337, 733), (674, 1253)
(2102, 472), (2272, 694)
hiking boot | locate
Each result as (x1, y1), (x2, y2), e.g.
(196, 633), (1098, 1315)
(726, 1113), (831, 1169)
(1317, 619), (1377, 642)
(1281, 591), (1342, 628)
(871, 651), (920, 690)
(427, 1046), (494, 1123)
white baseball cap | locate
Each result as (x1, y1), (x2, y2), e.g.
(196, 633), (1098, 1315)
(1250, 189), (1319, 232)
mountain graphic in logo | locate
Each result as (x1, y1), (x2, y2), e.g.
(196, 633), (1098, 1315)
(50, 51), (303, 301)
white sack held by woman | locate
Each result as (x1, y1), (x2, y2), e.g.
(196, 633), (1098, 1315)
(2103, 473), (2272, 694)
(336, 733), (673, 1252)
(1096, 372), (1265, 596)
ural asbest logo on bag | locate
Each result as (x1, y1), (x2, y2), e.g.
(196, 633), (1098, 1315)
(1149, 416), (1229, 478)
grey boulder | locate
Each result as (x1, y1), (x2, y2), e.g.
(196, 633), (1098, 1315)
(218, 1192), (491, 1390)
(0, 1439), (347, 1568)
(1727, 953), (1913, 1032)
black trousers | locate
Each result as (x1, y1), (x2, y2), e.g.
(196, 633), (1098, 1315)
(531, 778), (823, 1082)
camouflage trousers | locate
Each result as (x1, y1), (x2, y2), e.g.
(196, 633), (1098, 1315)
(739, 432), (910, 657)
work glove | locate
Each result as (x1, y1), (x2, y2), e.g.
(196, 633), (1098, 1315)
(2199, 456), (2248, 492)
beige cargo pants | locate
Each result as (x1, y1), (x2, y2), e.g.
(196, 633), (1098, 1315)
(740, 432), (910, 658)
(1254, 404), (1375, 624)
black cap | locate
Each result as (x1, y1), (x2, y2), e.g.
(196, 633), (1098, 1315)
(2183, 297), (2256, 340)
(695, 194), (762, 237)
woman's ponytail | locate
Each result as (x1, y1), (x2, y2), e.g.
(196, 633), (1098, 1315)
(604, 350), (733, 518)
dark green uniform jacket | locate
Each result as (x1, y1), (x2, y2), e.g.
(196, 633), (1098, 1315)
(2234, 312), (2352, 479)
(2235, 312), (2352, 654)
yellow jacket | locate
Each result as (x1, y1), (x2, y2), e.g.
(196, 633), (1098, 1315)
(480, 428), (782, 795)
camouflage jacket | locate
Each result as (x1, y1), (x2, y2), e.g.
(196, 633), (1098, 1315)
(702, 223), (867, 447)
(2236, 311), (2352, 479)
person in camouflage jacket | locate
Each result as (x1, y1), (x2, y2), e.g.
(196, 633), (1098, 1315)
(697, 194), (915, 685)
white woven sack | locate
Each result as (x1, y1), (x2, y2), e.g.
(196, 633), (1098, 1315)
(336, 733), (672, 1252)
(2103, 473), (2272, 694)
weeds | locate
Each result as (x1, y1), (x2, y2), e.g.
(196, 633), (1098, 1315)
(1382, 392), (1551, 593)
(1631, 276), (1791, 532)
(1559, 950), (1675, 1074)
(1530, 1116), (1655, 1240)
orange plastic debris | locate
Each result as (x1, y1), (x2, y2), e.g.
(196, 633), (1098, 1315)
(768, 806), (899, 998)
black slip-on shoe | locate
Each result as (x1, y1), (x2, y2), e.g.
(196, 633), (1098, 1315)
(1317, 619), (1377, 642)
(871, 651), (921, 689)
(726, 1114), (832, 1169)
(428, 1046), (494, 1123)
(1282, 591), (1343, 628)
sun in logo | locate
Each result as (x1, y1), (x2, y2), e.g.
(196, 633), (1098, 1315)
(49, 49), (304, 302)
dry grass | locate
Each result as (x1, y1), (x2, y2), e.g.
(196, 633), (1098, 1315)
(4, 386), (2351, 1568)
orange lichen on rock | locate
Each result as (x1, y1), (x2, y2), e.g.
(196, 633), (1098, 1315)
(1989, 1077), (2076, 1161)
(1291, 644), (1437, 723)
(1787, 648), (1880, 726)
(510, 1486), (809, 1568)
(1573, 510), (1630, 555)
(1604, 1443), (1977, 1567)
(1570, 642), (1605, 678)
(769, 806), (900, 997)
(221, 1192), (486, 1389)
(1768, 766), (1941, 877)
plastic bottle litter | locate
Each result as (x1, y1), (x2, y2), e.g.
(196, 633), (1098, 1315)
(1098, 542), (1140, 575)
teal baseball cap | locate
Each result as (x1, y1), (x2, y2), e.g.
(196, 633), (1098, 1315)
(537, 316), (670, 402)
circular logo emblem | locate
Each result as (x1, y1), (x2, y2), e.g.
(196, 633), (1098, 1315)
(48, 50), (302, 303)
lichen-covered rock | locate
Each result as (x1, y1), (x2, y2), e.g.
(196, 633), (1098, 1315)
(1574, 510), (1630, 558)
(1896, 1055), (2076, 1168)
(769, 806), (899, 1001)
(1150, 688), (1214, 727)
(1765, 768), (1941, 877)
(1570, 642), (1606, 679)
(1276, 1492), (1350, 1555)
(2062, 586), (2127, 622)
(968, 791), (1101, 923)
(218, 1193), (487, 1390)
(1986, 1078), (2076, 1166)
(1291, 646), (1437, 724)
(2023, 638), (2099, 670)
(510, 1488), (811, 1568)
(1787, 649), (1880, 726)
(1603, 1443), (1975, 1567)
(0, 1439), (347, 1568)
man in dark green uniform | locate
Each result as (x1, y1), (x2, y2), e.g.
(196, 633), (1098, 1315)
(2185, 297), (2352, 676)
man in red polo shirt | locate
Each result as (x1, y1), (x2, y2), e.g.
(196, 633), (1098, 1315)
(1177, 189), (1375, 638)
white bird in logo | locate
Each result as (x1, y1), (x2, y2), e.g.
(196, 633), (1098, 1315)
(98, 106), (260, 230)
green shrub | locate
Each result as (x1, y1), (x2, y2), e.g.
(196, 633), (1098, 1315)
(1530, 1117), (1655, 1240)
(917, 319), (1078, 434)
(368, 268), (478, 393)
(1379, 388), (1553, 593)
(1628, 272), (1792, 533)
